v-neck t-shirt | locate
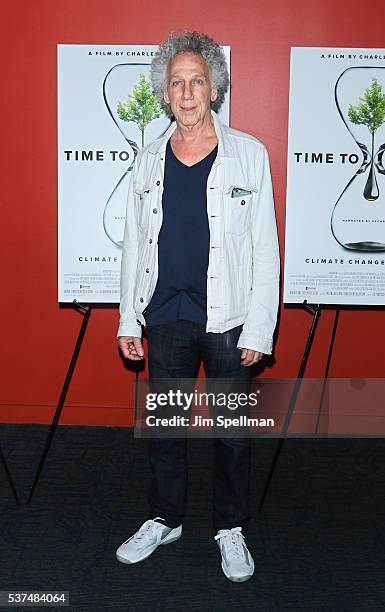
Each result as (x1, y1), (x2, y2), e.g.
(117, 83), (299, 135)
(145, 139), (218, 327)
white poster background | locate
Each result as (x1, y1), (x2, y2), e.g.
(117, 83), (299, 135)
(284, 47), (385, 305)
(58, 44), (231, 303)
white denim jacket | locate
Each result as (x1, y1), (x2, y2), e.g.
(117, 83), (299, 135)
(118, 111), (280, 354)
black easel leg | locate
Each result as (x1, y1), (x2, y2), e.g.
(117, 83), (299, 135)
(258, 303), (321, 511)
(315, 308), (340, 434)
(0, 444), (20, 505)
(25, 302), (91, 505)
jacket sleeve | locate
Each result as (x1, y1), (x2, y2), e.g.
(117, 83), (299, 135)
(237, 145), (280, 354)
(117, 162), (142, 338)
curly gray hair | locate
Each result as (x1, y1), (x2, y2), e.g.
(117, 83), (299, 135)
(150, 30), (229, 117)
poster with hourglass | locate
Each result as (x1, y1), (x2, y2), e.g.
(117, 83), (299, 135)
(284, 47), (385, 306)
(58, 45), (230, 303)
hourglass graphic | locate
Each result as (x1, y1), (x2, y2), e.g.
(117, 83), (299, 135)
(102, 64), (169, 247)
(331, 67), (385, 252)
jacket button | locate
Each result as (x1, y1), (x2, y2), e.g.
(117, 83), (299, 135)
(241, 200), (246, 205)
(140, 297), (144, 303)
(156, 180), (161, 186)
(153, 208), (158, 214)
(145, 268), (149, 273)
(149, 239), (153, 244)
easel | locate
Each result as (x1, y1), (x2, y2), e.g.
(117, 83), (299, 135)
(0, 445), (20, 505)
(25, 301), (92, 504)
(258, 301), (340, 510)
(2, 298), (140, 505)
(2, 300), (93, 505)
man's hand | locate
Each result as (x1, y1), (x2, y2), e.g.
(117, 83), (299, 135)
(117, 336), (144, 361)
(240, 348), (263, 366)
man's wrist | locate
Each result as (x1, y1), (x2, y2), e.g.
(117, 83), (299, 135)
(117, 319), (143, 339)
(237, 330), (273, 355)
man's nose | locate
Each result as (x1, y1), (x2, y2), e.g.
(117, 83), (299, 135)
(182, 82), (193, 98)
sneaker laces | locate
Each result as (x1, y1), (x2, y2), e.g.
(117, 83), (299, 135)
(214, 527), (245, 560)
(132, 517), (165, 545)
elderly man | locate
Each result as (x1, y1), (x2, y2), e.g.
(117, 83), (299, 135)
(116, 30), (279, 582)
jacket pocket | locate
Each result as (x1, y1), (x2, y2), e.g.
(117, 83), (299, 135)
(135, 184), (153, 230)
(224, 185), (257, 236)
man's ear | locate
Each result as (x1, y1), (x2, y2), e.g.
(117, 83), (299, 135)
(164, 89), (170, 105)
(211, 87), (218, 102)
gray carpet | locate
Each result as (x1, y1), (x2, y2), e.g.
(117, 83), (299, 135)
(0, 425), (384, 611)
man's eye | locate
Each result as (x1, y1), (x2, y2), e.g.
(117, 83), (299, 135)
(172, 80), (181, 86)
(193, 79), (204, 85)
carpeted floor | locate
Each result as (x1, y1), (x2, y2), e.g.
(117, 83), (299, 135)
(0, 424), (384, 611)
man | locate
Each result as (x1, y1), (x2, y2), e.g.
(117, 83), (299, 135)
(116, 30), (280, 582)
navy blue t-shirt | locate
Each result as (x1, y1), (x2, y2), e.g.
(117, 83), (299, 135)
(145, 139), (218, 326)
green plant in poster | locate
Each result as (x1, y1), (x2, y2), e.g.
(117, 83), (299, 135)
(348, 77), (385, 134)
(348, 77), (385, 201)
(117, 74), (164, 147)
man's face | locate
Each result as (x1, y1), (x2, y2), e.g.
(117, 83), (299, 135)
(164, 52), (218, 128)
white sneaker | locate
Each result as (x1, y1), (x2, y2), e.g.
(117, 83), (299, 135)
(214, 527), (255, 582)
(116, 517), (182, 564)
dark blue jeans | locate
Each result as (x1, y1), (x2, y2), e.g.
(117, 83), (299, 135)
(146, 320), (252, 531)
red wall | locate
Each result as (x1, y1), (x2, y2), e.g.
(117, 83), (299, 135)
(2, 0), (385, 426)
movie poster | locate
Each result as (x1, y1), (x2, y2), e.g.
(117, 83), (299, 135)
(284, 47), (385, 305)
(58, 44), (231, 302)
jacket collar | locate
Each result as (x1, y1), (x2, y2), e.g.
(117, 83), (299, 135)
(146, 110), (236, 158)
